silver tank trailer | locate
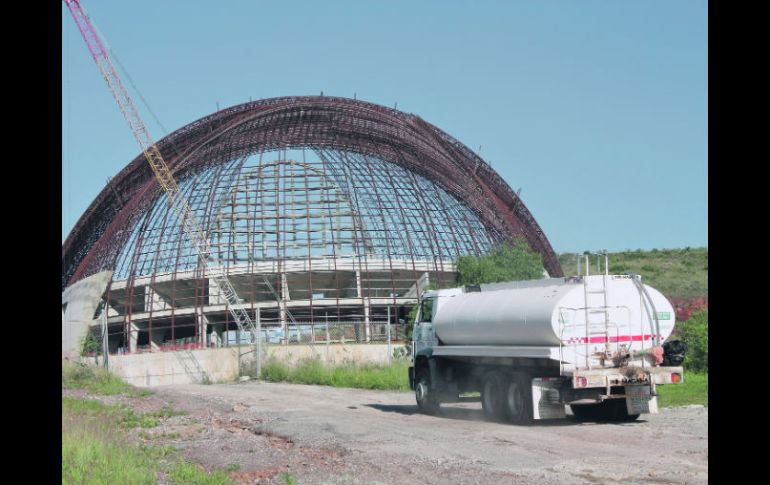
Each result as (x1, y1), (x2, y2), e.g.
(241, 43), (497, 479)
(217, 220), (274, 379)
(431, 276), (676, 351)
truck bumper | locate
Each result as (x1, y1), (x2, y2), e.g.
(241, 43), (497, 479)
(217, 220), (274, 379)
(569, 366), (684, 389)
(408, 366), (415, 390)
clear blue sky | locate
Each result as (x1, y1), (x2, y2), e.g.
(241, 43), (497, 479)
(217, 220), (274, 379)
(62, 0), (707, 254)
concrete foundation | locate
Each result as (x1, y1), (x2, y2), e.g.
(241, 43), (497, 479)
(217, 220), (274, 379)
(86, 343), (400, 387)
(99, 347), (240, 387)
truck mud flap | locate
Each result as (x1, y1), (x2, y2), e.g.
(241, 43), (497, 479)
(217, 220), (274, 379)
(626, 384), (658, 415)
(532, 377), (566, 420)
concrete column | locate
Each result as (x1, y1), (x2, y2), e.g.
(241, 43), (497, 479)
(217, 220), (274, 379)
(281, 273), (289, 344)
(208, 277), (223, 305)
(197, 309), (209, 349)
(150, 328), (164, 351)
(144, 286), (171, 311)
(364, 299), (371, 343)
(209, 324), (223, 348)
(128, 321), (139, 353)
(356, 270), (364, 342)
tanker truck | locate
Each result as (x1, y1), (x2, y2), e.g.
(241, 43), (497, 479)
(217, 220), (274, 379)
(407, 273), (685, 423)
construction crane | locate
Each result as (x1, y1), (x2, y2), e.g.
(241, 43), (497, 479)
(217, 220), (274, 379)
(64, 0), (277, 374)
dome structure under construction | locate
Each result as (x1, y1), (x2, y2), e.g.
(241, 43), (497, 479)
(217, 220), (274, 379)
(62, 96), (561, 355)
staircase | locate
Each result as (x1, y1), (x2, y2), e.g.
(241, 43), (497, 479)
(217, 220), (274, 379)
(174, 349), (209, 384)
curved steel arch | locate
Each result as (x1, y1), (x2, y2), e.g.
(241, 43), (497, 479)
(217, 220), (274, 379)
(63, 96), (562, 289)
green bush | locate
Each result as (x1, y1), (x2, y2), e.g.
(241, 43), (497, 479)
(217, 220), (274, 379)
(456, 237), (544, 286)
(677, 309), (708, 372)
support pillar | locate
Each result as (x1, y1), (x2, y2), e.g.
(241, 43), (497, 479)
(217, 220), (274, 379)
(128, 320), (139, 353)
(355, 270), (363, 342)
(210, 324), (223, 348)
(197, 309), (209, 349)
(150, 328), (164, 350)
(281, 273), (290, 344)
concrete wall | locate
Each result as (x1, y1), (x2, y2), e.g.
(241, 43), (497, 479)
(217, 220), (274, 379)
(88, 343), (405, 387)
(263, 343), (395, 367)
(62, 271), (113, 358)
(103, 347), (240, 387)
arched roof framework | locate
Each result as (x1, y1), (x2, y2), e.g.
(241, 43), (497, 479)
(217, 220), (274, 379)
(63, 96), (562, 289)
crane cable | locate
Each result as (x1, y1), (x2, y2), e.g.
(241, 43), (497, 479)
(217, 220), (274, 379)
(64, 5), (72, 235)
(89, 18), (183, 159)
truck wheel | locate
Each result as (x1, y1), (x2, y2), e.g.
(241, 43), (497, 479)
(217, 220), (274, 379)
(570, 403), (601, 421)
(481, 372), (506, 422)
(610, 399), (640, 422)
(415, 373), (440, 415)
(504, 373), (534, 425)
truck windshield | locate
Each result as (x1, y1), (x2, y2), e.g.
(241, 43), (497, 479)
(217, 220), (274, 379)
(420, 299), (434, 323)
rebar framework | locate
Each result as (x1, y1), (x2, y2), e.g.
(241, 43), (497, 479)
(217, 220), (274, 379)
(63, 96), (563, 353)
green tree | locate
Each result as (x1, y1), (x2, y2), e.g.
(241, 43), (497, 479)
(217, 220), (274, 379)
(677, 309), (708, 373)
(81, 331), (102, 357)
(455, 237), (545, 286)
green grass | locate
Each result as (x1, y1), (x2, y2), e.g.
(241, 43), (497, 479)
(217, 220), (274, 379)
(62, 425), (158, 485)
(167, 462), (233, 485)
(63, 396), (232, 484)
(261, 357), (411, 391)
(62, 361), (149, 396)
(657, 372), (708, 408)
(279, 472), (298, 485)
(558, 247), (708, 299)
(62, 396), (187, 430)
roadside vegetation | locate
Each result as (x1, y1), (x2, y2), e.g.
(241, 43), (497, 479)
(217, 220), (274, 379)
(260, 356), (411, 392)
(456, 237), (545, 285)
(655, 308), (708, 407)
(656, 372), (707, 407)
(62, 364), (233, 485)
(63, 360), (150, 396)
(558, 247), (708, 299)
(674, 309), (708, 373)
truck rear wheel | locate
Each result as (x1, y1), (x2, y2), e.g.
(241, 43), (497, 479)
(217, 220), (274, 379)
(481, 372), (506, 422)
(570, 403), (601, 421)
(609, 399), (640, 422)
(504, 373), (533, 425)
(415, 372), (440, 415)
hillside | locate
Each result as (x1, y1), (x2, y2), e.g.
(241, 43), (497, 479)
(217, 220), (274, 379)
(557, 247), (708, 320)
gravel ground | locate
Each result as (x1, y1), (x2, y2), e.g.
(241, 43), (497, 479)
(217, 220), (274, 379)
(124, 381), (709, 485)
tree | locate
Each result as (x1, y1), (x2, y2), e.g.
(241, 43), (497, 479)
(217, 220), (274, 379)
(81, 331), (102, 357)
(677, 309), (708, 373)
(455, 237), (545, 286)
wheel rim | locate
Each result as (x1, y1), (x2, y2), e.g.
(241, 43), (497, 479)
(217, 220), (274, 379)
(416, 380), (428, 404)
(506, 382), (523, 419)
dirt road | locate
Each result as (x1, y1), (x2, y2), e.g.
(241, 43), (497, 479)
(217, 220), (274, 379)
(140, 381), (707, 484)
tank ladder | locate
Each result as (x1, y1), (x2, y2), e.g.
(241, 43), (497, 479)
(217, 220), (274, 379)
(581, 255), (612, 368)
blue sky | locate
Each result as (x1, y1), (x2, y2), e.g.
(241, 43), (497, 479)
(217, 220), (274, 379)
(62, 0), (707, 254)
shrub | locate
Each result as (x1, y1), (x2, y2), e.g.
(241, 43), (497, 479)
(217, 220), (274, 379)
(456, 237), (544, 286)
(677, 309), (708, 372)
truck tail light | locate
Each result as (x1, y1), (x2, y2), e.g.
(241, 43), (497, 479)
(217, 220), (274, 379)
(671, 373), (682, 383)
(576, 377), (587, 388)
